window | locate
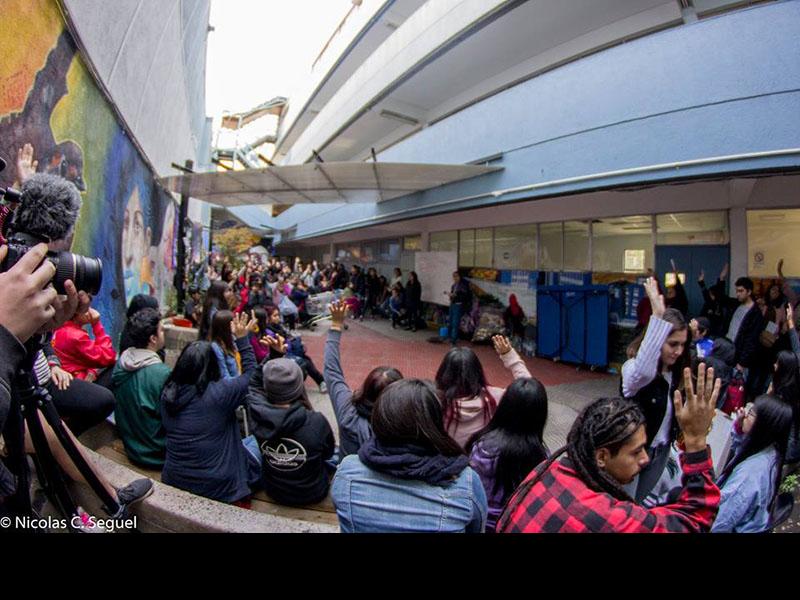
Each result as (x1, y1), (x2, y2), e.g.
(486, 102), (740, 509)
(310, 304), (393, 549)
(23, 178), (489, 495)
(592, 216), (653, 273)
(475, 228), (493, 268)
(361, 242), (377, 263)
(747, 209), (800, 277)
(656, 211), (728, 245)
(459, 229), (475, 267)
(563, 221), (589, 271)
(379, 239), (400, 262)
(430, 230), (458, 252)
(540, 222), (563, 270)
(494, 224), (537, 270)
(403, 235), (421, 251)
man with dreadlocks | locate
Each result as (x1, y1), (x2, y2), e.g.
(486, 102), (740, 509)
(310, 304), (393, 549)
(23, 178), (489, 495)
(497, 363), (721, 533)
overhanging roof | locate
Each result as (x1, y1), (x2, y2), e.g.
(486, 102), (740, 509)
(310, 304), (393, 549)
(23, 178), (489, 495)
(159, 162), (501, 207)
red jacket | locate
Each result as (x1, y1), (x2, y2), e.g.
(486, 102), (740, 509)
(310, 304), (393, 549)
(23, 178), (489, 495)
(52, 320), (117, 380)
(498, 448), (720, 533)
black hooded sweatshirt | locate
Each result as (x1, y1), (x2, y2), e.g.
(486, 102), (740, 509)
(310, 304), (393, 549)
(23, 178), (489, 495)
(247, 386), (335, 506)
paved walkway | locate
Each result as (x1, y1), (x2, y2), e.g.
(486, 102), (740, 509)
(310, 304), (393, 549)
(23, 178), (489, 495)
(298, 317), (620, 451)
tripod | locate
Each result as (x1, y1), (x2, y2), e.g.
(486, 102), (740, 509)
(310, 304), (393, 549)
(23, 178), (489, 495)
(3, 337), (121, 531)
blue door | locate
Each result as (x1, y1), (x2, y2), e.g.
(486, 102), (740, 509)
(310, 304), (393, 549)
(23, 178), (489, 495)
(655, 245), (730, 317)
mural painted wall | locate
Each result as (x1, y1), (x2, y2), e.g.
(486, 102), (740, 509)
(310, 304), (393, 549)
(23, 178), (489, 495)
(0, 0), (178, 343)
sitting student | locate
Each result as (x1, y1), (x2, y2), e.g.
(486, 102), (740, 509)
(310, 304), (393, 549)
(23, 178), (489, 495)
(712, 395), (792, 533)
(184, 286), (202, 327)
(389, 284), (406, 329)
(331, 379), (488, 533)
(160, 312), (263, 503)
(247, 358), (335, 506)
(264, 306), (326, 393)
(435, 335), (531, 449)
(112, 309), (170, 468)
(119, 294), (160, 354)
(497, 364), (721, 533)
(210, 309), (244, 379)
(52, 306), (117, 388)
(467, 375), (549, 532)
(250, 307), (272, 364)
(324, 300), (402, 458)
(767, 348), (800, 465)
(703, 336), (736, 409)
(689, 316), (714, 361)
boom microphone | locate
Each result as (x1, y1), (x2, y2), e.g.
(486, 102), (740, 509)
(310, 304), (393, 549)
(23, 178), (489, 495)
(10, 173), (82, 242)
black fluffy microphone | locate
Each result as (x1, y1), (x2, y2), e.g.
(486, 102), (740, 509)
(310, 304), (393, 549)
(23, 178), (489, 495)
(0, 156), (6, 172)
(10, 173), (82, 242)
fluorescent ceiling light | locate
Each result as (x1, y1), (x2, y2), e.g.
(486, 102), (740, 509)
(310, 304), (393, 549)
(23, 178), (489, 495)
(379, 109), (420, 126)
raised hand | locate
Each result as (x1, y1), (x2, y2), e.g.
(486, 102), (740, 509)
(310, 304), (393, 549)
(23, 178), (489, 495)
(231, 311), (257, 339)
(788, 305), (795, 330)
(16, 143), (38, 185)
(260, 334), (287, 354)
(670, 259), (678, 274)
(698, 269), (705, 284)
(719, 262), (729, 281)
(644, 277), (665, 319)
(673, 363), (720, 453)
(777, 258), (785, 279)
(689, 318), (699, 338)
(329, 300), (349, 330)
(492, 335), (513, 356)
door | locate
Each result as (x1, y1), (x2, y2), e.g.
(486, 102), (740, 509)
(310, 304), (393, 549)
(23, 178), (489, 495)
(655, 245), (730, 317)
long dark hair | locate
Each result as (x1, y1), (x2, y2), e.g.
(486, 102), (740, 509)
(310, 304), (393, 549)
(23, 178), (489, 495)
(435, 347), (496, 430)
(199, 280), (230, 340)
(466, 377), (549, 498)
(210, 309), (235, 354)
(497, 397), (646, 531)
(372, 379), (464, 457)
(351, 366), (404, 419)
(253, 307), (269, 336)
(162, 341), (221, 414)
(773, 351), (800, 429)
(627, 307), (690, 381)
(718, 394), (792, 508)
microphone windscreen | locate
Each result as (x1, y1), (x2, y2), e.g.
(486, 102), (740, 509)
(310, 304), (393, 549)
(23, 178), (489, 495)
(0, 156), (6, 172)
(11, 173), (82, 241)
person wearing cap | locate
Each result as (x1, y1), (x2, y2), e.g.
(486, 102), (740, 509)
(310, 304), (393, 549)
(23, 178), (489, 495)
(247, 358), (336, 506)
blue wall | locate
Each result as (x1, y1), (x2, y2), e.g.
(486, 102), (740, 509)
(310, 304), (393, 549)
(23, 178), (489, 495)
(244, 1), (800, 241)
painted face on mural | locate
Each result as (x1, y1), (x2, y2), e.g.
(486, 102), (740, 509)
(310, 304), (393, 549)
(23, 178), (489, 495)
(121, 186), (153, 305)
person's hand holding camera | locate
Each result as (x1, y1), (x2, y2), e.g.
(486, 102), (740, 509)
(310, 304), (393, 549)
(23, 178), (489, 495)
(0, 243), (60, 343)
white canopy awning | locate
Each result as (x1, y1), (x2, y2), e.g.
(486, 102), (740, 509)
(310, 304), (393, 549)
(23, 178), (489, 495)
(159, 162), (501, 207)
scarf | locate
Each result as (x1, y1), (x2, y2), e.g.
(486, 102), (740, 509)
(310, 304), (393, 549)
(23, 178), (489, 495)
(358, 437), (469, 486)
(508, 294), (523, 317)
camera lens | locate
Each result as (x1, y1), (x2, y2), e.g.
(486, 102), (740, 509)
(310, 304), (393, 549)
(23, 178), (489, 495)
(51, 251), (103, 295)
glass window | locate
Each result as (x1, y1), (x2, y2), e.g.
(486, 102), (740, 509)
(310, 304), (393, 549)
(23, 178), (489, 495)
(361, 242), (377, 263)
(430, 230), (458, 252)
(656, 211), (728, 245)
(475, 228), (493, 267)
(540, 222), (563, 270)
(592, 216), (653, 273)
(564, 221), (589, 271)
(379, 239), (400, 262)
(494, 224), (537, 270)
(747, 209), (800, 277)
(459, 229), (475, 267)
(403, 235), (421, 251)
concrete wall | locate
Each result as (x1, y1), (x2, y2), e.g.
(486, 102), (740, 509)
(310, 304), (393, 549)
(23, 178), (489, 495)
(255, 1), (800, 242)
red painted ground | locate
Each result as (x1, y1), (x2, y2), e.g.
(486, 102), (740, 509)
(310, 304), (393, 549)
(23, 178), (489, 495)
(302, 321), (611, 390)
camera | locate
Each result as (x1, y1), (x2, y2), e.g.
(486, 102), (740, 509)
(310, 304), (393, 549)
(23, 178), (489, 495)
(1, 231), (103, 295)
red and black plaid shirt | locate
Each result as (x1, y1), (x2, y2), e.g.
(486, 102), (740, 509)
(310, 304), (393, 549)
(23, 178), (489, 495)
(498, 448), (720, 533)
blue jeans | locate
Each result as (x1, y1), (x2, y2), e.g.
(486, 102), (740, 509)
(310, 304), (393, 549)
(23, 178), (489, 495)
(449, 303), (463, 343)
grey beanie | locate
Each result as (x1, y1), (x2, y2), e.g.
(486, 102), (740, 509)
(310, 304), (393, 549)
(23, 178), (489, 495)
(262, 358), (305, 404)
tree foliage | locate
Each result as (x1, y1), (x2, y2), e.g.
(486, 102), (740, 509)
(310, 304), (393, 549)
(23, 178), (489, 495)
(214, 227), (260, 262)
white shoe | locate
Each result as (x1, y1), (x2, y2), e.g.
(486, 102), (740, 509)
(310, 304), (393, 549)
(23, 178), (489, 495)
(319, 382), (328, 394)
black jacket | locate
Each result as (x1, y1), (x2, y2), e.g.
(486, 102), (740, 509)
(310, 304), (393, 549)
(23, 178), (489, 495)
(0, 326), (27, 498)
(247, 389), (335, 506)
(622, 373), (678, 446)
(733, 304), (765, 368)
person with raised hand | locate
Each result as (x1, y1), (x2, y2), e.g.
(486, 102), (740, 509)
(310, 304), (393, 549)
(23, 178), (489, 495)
(435, 333), (532, 449)
(159, 308), (261, 503)
(621, 276), (692, 504)
(498, 363), (721, 533)
(324, 299), (402, 458)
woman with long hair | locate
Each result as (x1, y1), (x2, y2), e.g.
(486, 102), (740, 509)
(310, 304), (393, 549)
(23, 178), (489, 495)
(198, 280), (234, 341)
(331, 378), (487, 532)
(324, 301), (403, 457)
(621, 277), (691, 504)
(712, 394), (792, 532)
(264, 305), (326, 392)
(467, 376), (549, 532)
(160, 312), (263, 504)
(768, 350), (800, 464)
(435, 335), (531, 449)
(210, 310), (240, 379)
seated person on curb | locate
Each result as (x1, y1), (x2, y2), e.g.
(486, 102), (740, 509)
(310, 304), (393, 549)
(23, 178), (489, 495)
(52, 306), (117, 388)
(0, 241), (151, 519)
(497, 363), (721, 533)
(160, 312), (268, 504)
(184, 286), (202, 327)
(248, 358), (335, 506)
(112, 308), (171, 468)
(324, 300), (403, 458)
(331, 379), (488, 533)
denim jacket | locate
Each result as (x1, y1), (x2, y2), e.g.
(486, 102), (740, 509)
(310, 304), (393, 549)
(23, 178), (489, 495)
(331, 455), (487, 533)
(212, 342), (240, 379)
